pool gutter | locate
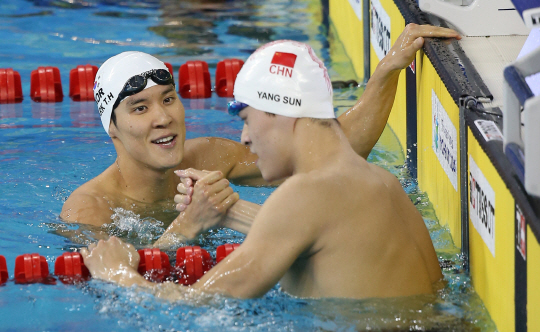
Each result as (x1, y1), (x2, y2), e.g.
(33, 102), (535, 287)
(328, 1), (540, 331)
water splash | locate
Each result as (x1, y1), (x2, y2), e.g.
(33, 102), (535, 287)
(103, 208), (165, 246)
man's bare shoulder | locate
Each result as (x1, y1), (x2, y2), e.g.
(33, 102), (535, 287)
(185, 136), (239, 147)
(60, 168), (116, 226)
(182, 137), (262, 185)
(182, 137), (244, 169)
(260, 174), (330, 219)
(184, 136), (242, 154)
(245, 174), (326, 251)
(366, 163), (407, 194)
(279, 162), (401, 218)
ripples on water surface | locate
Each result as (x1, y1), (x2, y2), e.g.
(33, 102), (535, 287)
(0, 0), (496, 330)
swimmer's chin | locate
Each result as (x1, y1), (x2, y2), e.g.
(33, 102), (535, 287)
(255, 162), (290, 184)
(260, 172), (288, 184)
(155, 156), (184, 172)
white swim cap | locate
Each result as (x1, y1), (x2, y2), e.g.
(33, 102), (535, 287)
(233, 40), (334, 119)
(93, 51), (170, 133)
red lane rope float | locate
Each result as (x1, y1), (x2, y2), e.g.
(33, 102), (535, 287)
(215, 59), (244, 98)
(175, 246), (214, 285)
(54, 252), (90, 284)
(137, 248), (171, 283)
(216, 243), (240, 263)
(0, 255), (8, 284)
(5, 243), (240, 285)
(69, 64), (98, 102)
(15, 253), (55, 284)
(179, 61), (212, 99)
(3, 58), (247, 102)
(0, 68), (23, 104)
(30, 66), (63, 103)
(164, 62), (174, 80)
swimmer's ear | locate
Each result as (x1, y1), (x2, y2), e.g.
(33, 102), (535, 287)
(108, 122), (118, 138)
(291, 117), (300, 132)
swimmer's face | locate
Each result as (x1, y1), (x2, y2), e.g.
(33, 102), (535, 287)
(239, 107), (295, 182)
(109, 84), (186, 171)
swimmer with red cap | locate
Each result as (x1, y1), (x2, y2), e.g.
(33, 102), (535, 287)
(81, 24), (460, 299)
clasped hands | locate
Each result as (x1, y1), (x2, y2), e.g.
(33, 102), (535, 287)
(81, 168), (239, 284)
(155, 168), (240, 247)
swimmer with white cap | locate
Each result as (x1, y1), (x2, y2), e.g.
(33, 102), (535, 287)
(80, 24), (460, 299)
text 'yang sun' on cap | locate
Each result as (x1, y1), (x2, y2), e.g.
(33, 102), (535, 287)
(233, 40), (334, 119)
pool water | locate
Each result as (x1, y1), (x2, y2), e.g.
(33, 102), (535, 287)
(0, 0), (496, 330)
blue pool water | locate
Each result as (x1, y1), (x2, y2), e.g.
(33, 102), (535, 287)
(0, 0), (496, 330)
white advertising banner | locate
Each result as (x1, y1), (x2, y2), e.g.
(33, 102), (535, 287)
(370, 0), (391, 61)
(347, 0), (362, 21)
(432, 90), (458, 191)
(469, 155), (496, 257)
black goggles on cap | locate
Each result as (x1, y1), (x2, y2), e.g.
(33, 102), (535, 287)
(112, 69), (175, 111)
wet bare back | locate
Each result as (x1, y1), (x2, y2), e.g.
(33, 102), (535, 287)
(195, 148), (443, 299)
(279, 159), (442, 298)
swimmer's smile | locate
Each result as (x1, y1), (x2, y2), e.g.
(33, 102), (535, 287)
(151, 134), (177, 148)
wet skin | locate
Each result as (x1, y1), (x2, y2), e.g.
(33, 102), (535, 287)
(79, 23), (460, 299)
(62, 24), (461, 241)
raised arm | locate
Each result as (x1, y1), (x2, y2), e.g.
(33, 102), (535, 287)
(209, 24), (461, 185)
(181, 25), (461, 185)
(338, 23), (460, 159)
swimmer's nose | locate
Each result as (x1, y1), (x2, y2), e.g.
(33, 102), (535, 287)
(240, 123), (250, 146)
(153, 104), (173, 128)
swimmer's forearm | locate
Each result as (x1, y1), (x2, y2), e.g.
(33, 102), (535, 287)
(221, 199), (260, 234)
(340, 25), (460, 159)
(153, 232), (189, 249)
(338, 63), (400, 159)
(153, 199), (259, 249)
(153, 200), (259, 247)
(111, 265), (205, 301)
(104, 266), (194, 300)
(126, 274), (201, 301)
(153, 214), (193, 249)
(110, 266), (155, 288)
